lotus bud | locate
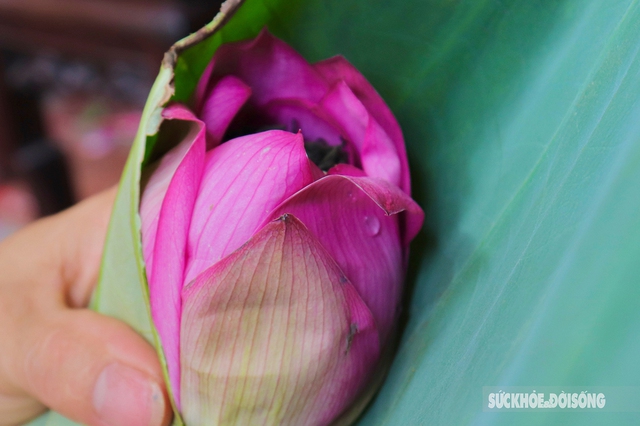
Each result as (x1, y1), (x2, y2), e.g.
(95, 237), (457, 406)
(140, 30), (424, 425)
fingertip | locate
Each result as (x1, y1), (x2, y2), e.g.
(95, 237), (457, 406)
(93, 363), (170, 426)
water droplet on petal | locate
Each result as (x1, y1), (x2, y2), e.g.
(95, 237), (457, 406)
(363, 215), (380, 236)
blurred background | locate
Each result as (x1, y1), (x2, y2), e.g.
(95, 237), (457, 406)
(0, 0), (222, 239)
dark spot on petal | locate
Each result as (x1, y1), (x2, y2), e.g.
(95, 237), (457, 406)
(346, 323), (358, 354)
(276, 213), (290, 222)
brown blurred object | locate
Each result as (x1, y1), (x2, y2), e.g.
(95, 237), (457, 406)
(0, 0), (223, 232)
(42, 92), (140, 200)
(0, 0), (188, 68)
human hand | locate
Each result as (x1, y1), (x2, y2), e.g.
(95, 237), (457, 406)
(0, 188), (171, 426)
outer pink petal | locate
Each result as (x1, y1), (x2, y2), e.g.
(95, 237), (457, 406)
(139, 103), (206, 409)
(139, 143), (187, 276)
(199, 75), (252, 147)
(314, 56), (411, 194)
(184, 130), (319, 285)
(140, 102), (205, 281)
(265, 175), (424, 345)
(181, 215), (379, 426)
(196, 29), (328, 109)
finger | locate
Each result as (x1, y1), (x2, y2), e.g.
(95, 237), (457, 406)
(0, 187), (171, 425)
(10, 308), (171, 426)
(56, 186), (117, 308)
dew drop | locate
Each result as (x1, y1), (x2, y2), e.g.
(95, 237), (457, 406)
(363, 215), (380, 236)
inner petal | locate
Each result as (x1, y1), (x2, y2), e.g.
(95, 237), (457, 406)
(184, 130), (319, 285)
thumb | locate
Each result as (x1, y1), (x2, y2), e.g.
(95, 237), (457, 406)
(14, 308), (170, 426)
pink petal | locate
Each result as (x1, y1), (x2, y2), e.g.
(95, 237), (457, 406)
(314, 56), (411, 194)
(266, 175), (424, 345)
(184, 130), (318, 285)
(140, 102), (205, 280)
(320, 81), (403, 191)
(197, 29), (328, 109)
(181, 214), (380, 425)
(327, 163), (367, 178)
(198, 75), (252, 147)
(139, 103), (206, 409)
(262, 98), (344, 147)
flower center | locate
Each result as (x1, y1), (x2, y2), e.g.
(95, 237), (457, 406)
(304, 139), (349, 172)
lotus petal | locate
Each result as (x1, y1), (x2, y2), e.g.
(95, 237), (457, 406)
(267, 173), (423, 344)
(184, 130), (319, 285)
(139, 104), (207, 408)
(196, 29), (328, 109)
(181, 214), (379, 426)
(314, 56), (411, 194)
(198, 75), (252, 147)
(320, 81), (402, 191)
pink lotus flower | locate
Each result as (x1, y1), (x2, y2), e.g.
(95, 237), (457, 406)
(140, 30), (423, 425)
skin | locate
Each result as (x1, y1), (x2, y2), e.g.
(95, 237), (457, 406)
(0, 188), (171, 426)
